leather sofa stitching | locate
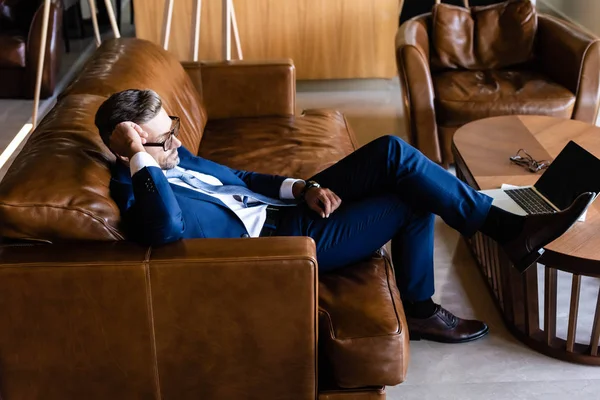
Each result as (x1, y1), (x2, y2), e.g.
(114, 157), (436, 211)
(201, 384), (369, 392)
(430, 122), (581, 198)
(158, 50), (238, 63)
(144, 257), (163, 400)
(397, 46), (414, 144)
(319, 307), (402, 341)
(318, 308), (337, 339)
(383, 257), (402, 335)
(574, 40), (600, 119)
(149, 256), (318, 264)
(312, 257), (318, 399)
(401, 45), (438, 148)
(340, 112), (359, 151)
(0, 262), (152, 268)
(330, 333), (403, 342)
(437, 98), (576, 103)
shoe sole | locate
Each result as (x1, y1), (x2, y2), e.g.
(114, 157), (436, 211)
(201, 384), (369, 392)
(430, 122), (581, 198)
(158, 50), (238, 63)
(509, 194), (595, 273)
(409, 325), (490, 344)
(511, 248), (545, 273)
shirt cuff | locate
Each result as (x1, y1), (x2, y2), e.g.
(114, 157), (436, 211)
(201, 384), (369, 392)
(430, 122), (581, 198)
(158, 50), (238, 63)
(280, 178), (304, 200)
(130, 152), (160, 177)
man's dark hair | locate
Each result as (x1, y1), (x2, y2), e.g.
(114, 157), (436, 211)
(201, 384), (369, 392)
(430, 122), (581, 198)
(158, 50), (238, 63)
(95, 89), (162, 147)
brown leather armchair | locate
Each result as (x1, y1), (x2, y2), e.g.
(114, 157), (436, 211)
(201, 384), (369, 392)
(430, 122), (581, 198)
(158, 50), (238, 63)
(0, 0), (62, 98)
(396, 10), (600, 166)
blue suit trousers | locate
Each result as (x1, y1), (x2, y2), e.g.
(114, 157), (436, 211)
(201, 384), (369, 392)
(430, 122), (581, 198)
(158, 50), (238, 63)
(276, 135), (492, 302)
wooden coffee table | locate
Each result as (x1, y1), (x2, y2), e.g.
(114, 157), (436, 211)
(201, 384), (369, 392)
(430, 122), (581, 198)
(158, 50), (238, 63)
(452, 115), (600, 365)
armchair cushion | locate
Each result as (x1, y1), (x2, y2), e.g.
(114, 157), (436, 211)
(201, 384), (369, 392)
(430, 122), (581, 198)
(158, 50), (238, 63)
(432, 0), (537, 70)
(0, 34), (25, 67)
(433, 69), (575, 126)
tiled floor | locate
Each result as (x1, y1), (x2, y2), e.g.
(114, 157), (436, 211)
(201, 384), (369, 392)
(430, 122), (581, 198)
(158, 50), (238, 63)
(0, 1), (599, 399)
(384, 218), (600, 400)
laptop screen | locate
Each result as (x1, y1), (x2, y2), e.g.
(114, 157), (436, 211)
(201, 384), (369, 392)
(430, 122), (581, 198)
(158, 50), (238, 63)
(535, 141), (600, 210)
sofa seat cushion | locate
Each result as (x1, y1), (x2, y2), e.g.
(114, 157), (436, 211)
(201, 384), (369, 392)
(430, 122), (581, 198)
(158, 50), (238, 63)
(198, 109), (357, 179)
(0, 34), (25, 68)
(319, 253), (409, 388)
(433, 69), (576, 127)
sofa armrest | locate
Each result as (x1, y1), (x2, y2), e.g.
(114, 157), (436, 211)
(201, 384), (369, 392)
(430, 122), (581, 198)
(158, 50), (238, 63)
(182, 60), (296, 120)
(0, 237), (318, 399)
(149, 236), (318, 398)
(27, 0), (63, 98)
(537, 14), (600, 123)
(396, 17), (441, 164)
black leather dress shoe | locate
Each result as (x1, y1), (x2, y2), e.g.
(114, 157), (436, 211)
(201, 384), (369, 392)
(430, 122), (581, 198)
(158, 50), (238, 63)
(502, 192), (595, 273)
(407, 305), (489, 343)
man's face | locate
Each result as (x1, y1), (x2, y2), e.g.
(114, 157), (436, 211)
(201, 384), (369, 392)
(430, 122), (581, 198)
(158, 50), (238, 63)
(140, 107), (182, 170)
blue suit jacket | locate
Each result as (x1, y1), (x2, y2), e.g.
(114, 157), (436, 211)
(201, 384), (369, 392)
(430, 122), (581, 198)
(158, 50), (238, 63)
(110, 146), (290, 245)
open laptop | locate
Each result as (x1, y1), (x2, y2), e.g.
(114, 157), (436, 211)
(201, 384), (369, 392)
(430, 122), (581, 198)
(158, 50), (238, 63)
(479, 141), (600, 218)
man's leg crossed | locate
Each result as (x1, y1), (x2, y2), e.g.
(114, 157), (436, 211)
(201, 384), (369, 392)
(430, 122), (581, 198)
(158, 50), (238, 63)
(276, 193), (489, 343)
(309, 135), (492, 236)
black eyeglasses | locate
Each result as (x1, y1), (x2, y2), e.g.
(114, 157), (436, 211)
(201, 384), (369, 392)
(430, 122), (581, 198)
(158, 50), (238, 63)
(143, 116), (180, 151)
(509, 149), (551, 173)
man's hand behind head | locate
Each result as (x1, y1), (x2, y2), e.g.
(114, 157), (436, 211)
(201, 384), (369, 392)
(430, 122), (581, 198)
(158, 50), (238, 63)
(110, 122), (149, 160)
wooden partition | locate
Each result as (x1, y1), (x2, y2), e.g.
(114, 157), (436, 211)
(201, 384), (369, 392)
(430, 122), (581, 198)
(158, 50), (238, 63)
(133, 0), (402, 79)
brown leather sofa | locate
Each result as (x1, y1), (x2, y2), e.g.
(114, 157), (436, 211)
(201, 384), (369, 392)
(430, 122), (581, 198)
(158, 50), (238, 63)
(396, 9), (600, 166)
(0, 38), (409, 399)
(0, 0), (62, 98)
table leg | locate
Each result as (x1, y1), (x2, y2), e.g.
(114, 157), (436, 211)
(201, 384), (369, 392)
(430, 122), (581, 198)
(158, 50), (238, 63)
(32, 0), (51, 128)
(191, 0), (202, 61)
(162, 0), (174, 50)
(222, 0), (231, 60)
(230, 1), (242, 59)
(103, 0), (121, 38)
(87, 0), (101, 46)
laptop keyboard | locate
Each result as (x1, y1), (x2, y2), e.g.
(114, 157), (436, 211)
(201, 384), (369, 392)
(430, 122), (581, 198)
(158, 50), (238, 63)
(505, 188), (556, 215)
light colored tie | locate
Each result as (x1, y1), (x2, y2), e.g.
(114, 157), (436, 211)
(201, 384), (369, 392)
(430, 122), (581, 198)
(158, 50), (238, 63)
(165, 168), (296, 207)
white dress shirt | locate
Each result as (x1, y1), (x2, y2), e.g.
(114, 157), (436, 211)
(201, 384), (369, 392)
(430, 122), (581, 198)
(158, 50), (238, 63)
(130, 152), (302, 237)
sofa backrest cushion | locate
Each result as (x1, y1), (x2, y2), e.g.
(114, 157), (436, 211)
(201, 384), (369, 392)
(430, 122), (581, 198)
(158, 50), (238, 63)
(61, 38), (207, 152)
(0, 95), (123, 241)
(0, 38), (207, 242)
(431, 0), (537, 70)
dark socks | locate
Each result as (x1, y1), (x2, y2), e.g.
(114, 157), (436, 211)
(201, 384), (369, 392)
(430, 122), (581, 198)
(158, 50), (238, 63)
(404, 298), (437, 319)
(479, 205), (525, 244)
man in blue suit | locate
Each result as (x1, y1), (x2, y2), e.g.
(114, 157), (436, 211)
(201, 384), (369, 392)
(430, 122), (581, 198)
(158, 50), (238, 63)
(96, 89), (591, 344)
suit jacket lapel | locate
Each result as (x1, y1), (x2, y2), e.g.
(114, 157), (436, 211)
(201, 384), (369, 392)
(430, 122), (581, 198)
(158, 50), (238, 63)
(169, 182), (229, 208)
(112, 158), (230, 209)
(177, 149), (245, 186)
